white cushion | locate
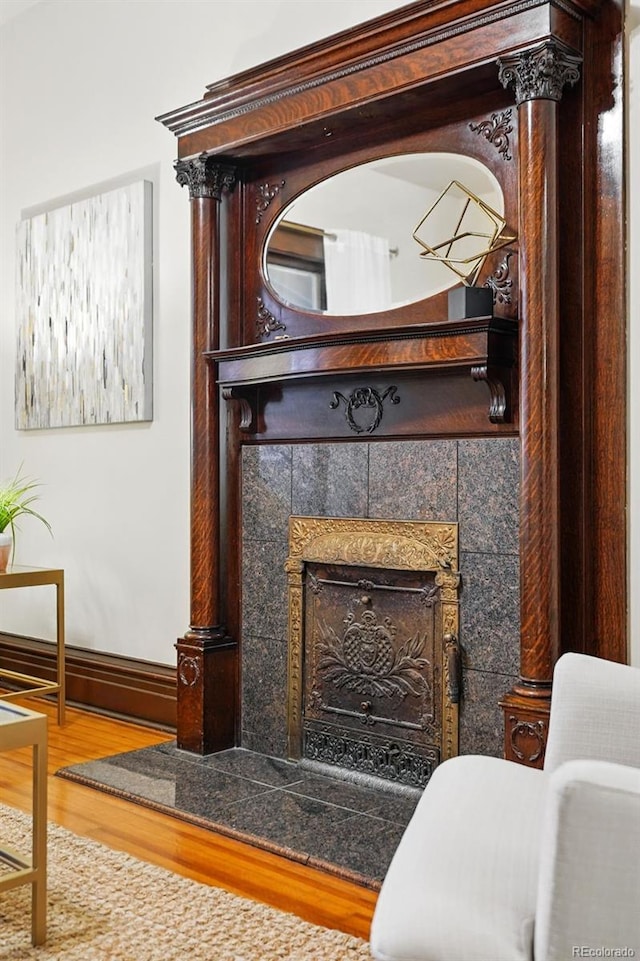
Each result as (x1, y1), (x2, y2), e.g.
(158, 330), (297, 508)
(545, 653), (640, 772)
(370, 755), (547, 961)
(535, 759), (640, 961)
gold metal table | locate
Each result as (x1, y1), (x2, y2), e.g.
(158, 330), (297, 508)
(0, 701), (47, 945)
(0, 566), (65, 724)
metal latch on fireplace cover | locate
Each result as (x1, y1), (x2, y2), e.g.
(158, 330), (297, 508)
(444, 634), (461, 704)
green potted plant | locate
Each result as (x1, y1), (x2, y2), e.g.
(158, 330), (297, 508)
(0, 467), (52, 573)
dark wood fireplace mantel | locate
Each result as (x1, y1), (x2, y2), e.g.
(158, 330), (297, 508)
(158, 0), (626, 761)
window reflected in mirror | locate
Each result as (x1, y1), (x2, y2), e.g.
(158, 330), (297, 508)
(263, 153), (505, 316)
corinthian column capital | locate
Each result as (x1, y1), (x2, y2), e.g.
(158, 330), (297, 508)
(498, 41), (582, 106)
(174, 153), (236, 200)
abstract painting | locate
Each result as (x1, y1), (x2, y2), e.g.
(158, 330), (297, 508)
(15, 180), (153, 429)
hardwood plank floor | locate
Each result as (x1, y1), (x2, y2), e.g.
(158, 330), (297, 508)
(0, 697), (378, 940)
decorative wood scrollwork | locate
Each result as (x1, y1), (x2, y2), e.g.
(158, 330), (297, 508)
(508, 715), (547, 764)
(468, 109), (513, 161)
(329, 386), (400, 434)
(257, 297), (286, 337)
(256, 180), (286, 223)
(178, 654), (201, 687)
(485, 251), (514, 305)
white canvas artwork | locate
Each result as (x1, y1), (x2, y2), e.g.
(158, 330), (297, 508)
(15, 180), (153, 429)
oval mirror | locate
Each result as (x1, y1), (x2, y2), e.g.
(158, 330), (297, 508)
(263, 153), (505, 316)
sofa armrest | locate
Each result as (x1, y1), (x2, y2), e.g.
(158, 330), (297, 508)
(534, 759), (640, 961)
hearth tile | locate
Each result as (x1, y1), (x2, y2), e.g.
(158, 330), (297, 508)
(460, 668), (518, 757)
(369, 440), (457, 520)
(202, 748), (305, 787)
(283, 773), (385, 812)
(296, 813), (407, 881)
(458, 438), (519, 555)
(63, 750), (276, 819)
(241, 540), (289, 639)
(292, 444), (368, 517)
(356, 788), (421, 823)
(283, 773), (420, 822)
(241, 631), (288, 757)
(242, 445), (292, 541)
(460, 551), (520, 675)
(220, 788), (357, 849)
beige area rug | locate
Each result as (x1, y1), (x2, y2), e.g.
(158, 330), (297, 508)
(0, 804), (372, 960)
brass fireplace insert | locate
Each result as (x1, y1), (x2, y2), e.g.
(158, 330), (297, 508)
(285, 517), (461, 788)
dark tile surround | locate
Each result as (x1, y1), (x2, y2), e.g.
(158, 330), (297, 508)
(242, 438), (520, 762)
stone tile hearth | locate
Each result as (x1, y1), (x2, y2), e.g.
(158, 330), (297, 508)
(58, 744), (420, 885)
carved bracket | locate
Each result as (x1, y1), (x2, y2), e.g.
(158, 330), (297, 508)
(222, 387), (254, 432)
(330, 386), (400, 434)
(471, 365), (510, 423)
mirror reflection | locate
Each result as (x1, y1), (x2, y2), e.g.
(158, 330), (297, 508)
(263, 153), (505, 316)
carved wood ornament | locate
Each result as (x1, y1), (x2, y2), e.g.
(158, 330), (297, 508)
(158, 0), (626, 761)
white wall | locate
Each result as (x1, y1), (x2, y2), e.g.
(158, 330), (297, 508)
(0, 0), (407, 664)
(1, 0), (635, 668)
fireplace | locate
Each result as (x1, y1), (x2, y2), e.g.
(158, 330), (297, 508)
(159, 0), (625, 764)
(285, 516), (461, 789)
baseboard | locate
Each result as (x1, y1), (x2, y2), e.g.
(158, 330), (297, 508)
(0, 633), (176, 730)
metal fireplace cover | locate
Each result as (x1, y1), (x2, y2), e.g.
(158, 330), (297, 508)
(286, 517), (461, 789)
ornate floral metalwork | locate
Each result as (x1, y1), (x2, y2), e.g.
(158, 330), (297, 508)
(304, 726), (436, 788)
(286, 584), (303, 738)
(256, 180), (285, 223)
(485, 250), (514, 305)
(316, 607), (429, 700)
(498, 41), (582, 106)
(285, 517), (461, 766)
(329, 386), (400, 435)
(174, 153), (236, 199)
(468, 109), (513, 161)
(287, 517), (458, 573)
(256, 297), (286, 337)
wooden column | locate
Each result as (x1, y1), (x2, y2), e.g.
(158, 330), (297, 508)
(498, 42), (582, 767)
(174, 154), (237, 753)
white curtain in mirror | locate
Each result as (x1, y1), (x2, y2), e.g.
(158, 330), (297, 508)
(323, 229), (392, 314)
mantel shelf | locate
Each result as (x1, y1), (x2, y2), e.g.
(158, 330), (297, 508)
(210, 316), (517, 425)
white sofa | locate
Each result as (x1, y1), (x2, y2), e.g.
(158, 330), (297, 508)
(370, 653), (640, 961)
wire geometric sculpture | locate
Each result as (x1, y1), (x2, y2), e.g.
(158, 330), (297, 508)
(413, 180), (516, 286)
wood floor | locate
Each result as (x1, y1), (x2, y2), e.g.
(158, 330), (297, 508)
(0, 697), (378, 940)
